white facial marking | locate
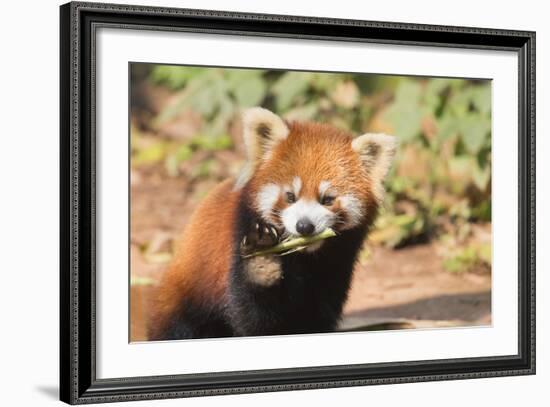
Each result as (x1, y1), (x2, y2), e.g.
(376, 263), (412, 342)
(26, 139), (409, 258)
(339, 195), (364, 228)
(292, 176), (302, 196)
(281, 199), (336, 236)
(319, 180), (332, 197)
(256, 184), (280, 219)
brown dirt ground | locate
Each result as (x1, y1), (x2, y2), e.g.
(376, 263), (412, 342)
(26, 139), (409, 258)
(130, 169), (491, 341)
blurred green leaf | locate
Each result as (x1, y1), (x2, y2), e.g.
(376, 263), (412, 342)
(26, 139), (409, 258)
(151, 66), (204, 89)
(384, 80), (423, 142)
(191, 159), (215, 179)
(437, 114), (458, 140)
(447, 89), (471, 117)
(443, 243), (491, 273)
(479, 242), (492, 263)
(164, 144), (194, 177)
(369, 212), (429, 248)
(283, 103), (319, 121)
(232, 76), (267, 107)
(133, 142), (167, 165)
(471, 201), (491, 221)
(191, 134), (233, 151)
(310, 72), (340, 92)
(460, 114), (490, 154)
(175, 144), (193, 161)
(470, 85), (492, 116)
(272, 72), (313, 111)
(425, 78), (453, 97)
(207, 95), (235, 136)
(472, 161), (491, 191)
(395, 80), (422, 104)
(423, 78), (450, 113)
(164, 154), (179, 177)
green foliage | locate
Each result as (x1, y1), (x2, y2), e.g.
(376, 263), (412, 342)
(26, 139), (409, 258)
(272, 72), (313, 111)
(150, 66), (373, 134)
(152, 68), (268, 137)
(443, 242), (491, 274)
(132, 142), (167, 165)
(384, 80), (424, 142)
(132, 125), (233, 178)
(369, 211), (429, 249)
(151, 65), (204, 89)
(374, 77), (492, 246)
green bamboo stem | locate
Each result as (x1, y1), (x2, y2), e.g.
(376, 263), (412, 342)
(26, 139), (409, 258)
(242, 228), (337, 258)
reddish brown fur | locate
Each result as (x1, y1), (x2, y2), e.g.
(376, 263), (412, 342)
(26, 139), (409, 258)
(149, 179), (240, 337)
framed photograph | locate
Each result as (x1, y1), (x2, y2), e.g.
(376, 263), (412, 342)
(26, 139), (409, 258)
(60, 1), (536, 404)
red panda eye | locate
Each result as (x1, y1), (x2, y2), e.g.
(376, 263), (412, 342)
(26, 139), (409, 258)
(321, 196), (335, 206)
(286, 192), (296, 203)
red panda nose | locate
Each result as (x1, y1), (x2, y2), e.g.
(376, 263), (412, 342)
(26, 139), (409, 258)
(296, 218), (315, 236)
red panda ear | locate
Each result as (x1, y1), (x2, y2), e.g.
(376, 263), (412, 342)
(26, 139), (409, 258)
(352, 133), (397, 199)
(241, 107), (289, 163)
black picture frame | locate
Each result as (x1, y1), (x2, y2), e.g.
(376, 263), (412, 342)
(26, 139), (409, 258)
(60, 1), (536, 404)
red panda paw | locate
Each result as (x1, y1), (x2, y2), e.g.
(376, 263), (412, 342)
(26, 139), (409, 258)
(240, 221), (280, 255)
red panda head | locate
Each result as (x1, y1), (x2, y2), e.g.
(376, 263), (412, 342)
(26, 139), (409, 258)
(237, 107), (396, 244)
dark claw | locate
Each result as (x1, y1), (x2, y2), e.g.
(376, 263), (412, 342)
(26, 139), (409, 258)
(241, 220), (281, 255)
(269, 226), (278, 241)
(255, 223), (263, 240)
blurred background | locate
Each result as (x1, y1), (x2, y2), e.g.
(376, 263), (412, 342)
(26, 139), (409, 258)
(130, 64), (492, 341)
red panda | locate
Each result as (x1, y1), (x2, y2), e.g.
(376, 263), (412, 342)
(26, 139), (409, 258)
(148, 107), (396, 340)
